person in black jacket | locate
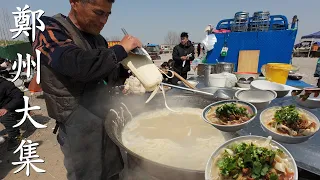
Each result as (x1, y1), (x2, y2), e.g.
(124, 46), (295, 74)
(197, 43), (201, 57)
(28, 0), (142, 179)
(0, 77), (24, 150)
(314, 58), (320, 87)
(172, 32), (195, 85)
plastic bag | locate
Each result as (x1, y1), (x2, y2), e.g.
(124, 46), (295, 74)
(123, 75), (146, 94)
(201, 34), (217, 51)
(221, 72), (237, 88)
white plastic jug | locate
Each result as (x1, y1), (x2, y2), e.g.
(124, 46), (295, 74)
(121, 50), (163, 92)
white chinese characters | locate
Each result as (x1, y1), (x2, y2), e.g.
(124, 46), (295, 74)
(12, 140), (46, 176)
(9, 4), (47, 177)
(13, 96), (47, 129)
(11, 49), (41, 84)
(10, 4), (45, 42)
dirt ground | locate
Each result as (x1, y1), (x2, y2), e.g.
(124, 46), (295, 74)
(0, 94), (67, 180)
(0, 56), (318, 180)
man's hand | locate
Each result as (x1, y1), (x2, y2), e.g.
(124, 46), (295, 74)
(181, 56), (187, 61)
(0, 109), (8, 117)
(119, 35), (142, 53)
(291, 88), (320, 101)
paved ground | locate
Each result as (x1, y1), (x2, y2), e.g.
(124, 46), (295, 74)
(0, 55), (318, 180)
(291, 57), (318, 86)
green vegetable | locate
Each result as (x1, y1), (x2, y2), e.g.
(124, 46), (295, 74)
(270, 173), (279, 180)
(237, 157), (244, 168)
(274, 105), (300, 125)
(252, 161), (262, 177)
(261, 164), (270, 176)
(218, 156), (237, 176)
(277, 149), (284, 155)
(232, 173), (239, 179)
(217, 142), (280, 179)
(216, 103), (251, 119)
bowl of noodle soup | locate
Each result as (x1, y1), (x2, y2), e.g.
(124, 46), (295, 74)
(202, 100), (258, 132)
(260, 105), (320, 144)
(205, 135), (298, 180)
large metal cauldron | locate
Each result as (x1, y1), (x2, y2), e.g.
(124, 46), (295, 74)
(105, 94), (217, 180)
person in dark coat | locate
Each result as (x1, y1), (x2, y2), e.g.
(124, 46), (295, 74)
(315, 58), (320, 87)
(197, 44), (201, 57)
(172, 32), (195, 85)
(0, 77), (24, 150)
(28, 0), (142, 179)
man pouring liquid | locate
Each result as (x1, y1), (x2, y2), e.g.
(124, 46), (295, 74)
(28, 0), (142, 179)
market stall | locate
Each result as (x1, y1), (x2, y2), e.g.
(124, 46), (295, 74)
(105, 65), (320, 179)
(106, 81), (320, 179)
(104, 12), (319, 179)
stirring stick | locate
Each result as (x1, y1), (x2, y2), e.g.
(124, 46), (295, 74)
(159, 69), (196, 89)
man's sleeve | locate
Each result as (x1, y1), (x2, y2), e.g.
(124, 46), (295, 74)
(32, 18), (128, 83)
(3, 82), (24, 112)
(172, 46), (181, 62)
(188, 46), (195, 61)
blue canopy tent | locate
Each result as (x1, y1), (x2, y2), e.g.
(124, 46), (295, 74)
(301, 31), (320, 39)
(300, 31), (320, 57)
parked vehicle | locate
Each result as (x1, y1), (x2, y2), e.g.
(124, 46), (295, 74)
(160, 44), (174, 53)
(145, 44), (161, 60)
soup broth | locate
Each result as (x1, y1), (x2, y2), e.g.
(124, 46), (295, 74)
(122, 108), (233, 171)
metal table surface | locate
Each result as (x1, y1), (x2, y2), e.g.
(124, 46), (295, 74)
(166, 79), (320, 176)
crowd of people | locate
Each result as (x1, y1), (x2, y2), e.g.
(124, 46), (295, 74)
(0, 77), (24, 151)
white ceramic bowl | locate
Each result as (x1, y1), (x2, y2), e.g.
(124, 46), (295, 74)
(251, 80), (290, 98)
(236, 82), (250, 88)
(260, 106), (320, 144)
(205, 135), (298, 180)
(235, 89), (277, 110)
(292, 92), (320, 109)
(208, 74), (227, 88)
(202, 100), (257, 132)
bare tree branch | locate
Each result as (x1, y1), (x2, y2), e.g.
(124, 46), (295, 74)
(164, 31), (180, 45)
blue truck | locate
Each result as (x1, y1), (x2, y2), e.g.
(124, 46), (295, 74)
(206, 12), (298, 73)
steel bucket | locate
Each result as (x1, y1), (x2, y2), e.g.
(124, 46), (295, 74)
(215, 62), (234, 73)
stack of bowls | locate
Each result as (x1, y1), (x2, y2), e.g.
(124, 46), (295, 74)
(235, 89), (277, 109)
(250, 80), (291, 98)
(235, 72), (260, 88)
